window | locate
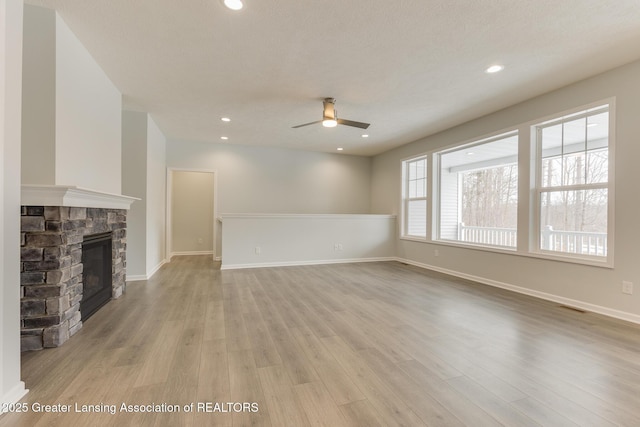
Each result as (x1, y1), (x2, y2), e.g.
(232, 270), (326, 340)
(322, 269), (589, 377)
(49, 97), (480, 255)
(399, 100), (613, 267)
(436, 132), (518, 248)
(534, 105), (610, 259)
(402, 156), (427, 237)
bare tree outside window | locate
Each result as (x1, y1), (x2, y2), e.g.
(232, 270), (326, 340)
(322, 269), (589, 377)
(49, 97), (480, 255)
(438, 132), (519, 248)
(461, 164), (518, 229)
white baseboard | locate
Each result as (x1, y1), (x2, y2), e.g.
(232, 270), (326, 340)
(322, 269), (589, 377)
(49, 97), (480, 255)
(147, 259), (167, 279)
(171, 251), (214, 257)
(220, 257), (396, 270)
(126, 259), (167, 282)
(396, 257), (640, 325)
(0, 382), (28, 412)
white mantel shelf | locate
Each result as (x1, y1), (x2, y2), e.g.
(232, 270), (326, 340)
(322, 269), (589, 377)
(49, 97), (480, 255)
(21, 185), (139, 210)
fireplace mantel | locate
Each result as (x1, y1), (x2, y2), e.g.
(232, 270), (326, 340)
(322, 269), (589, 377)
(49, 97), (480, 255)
(21, 185), (139, 210)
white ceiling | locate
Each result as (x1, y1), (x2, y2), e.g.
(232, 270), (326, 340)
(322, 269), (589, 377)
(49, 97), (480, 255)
(26, 0), (640, 156)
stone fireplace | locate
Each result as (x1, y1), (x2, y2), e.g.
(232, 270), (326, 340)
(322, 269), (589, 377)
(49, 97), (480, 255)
(19, 185), (137, 351)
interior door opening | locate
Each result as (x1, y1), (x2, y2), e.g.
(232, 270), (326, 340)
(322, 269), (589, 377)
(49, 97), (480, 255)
(166, 169), (218, 262)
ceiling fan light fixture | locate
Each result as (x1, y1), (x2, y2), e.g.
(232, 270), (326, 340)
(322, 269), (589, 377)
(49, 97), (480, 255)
(292, 98), (370, 129)
(223, 0), (243, 11)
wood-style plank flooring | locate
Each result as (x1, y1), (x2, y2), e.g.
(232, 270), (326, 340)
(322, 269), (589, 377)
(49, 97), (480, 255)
(3, 256), (640, 426)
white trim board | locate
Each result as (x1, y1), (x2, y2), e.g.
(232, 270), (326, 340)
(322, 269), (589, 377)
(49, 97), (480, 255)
(220, 257), (396, 271)
(171, 251), (214, 258)
(21, 185), (139, 209)
(0, 382), (28, 413)
(221, 213), (396, 220)
(395, 257), (640, 325)
(126, 259), (167, 282)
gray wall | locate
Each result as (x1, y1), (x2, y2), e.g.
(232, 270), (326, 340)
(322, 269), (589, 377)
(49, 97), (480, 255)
(167, 140), (372, 214)
(371, 59), (640, 320)
(166, 141), (372, 258)
(121, 111), (148, 277)
(145, 117), (167, 274)
(122, 111), (167, 279)
(21, 5), (55, 185)
(21, 6), (122, 194)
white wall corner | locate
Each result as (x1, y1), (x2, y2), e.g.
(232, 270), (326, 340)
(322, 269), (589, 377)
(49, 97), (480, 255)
(1, 0), (28, 407)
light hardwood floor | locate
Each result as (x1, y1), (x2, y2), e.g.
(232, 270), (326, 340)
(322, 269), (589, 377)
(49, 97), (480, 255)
(3, 256), (640, 426)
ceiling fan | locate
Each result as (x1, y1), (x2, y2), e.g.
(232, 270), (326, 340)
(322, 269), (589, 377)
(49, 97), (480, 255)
(292, 98), (370, 129)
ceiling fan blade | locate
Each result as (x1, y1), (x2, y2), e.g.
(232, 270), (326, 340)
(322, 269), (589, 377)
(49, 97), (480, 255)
(292, 120), (323, 129)
(337, 118), (370, 129)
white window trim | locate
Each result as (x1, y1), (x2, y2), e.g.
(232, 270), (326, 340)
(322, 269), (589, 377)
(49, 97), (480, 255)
(434, 130), (519, 250)
(530, 101), (614, 266)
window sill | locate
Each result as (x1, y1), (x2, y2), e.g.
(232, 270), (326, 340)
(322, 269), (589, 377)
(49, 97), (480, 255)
(399, 236), (613, 269)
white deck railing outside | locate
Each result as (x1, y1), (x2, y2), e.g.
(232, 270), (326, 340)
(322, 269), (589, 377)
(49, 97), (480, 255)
(458, 223), (607, 255)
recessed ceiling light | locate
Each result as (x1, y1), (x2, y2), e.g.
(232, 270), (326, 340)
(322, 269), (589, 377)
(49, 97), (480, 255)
(467, 152), (474, 155)
(337, 148), (344, 151)
(221, 117), (231, 122)
(485, 64), (504, 74)
(223, 0), (243, 10)
(220, 136), (229, 140)
(361, 134), (369, 138)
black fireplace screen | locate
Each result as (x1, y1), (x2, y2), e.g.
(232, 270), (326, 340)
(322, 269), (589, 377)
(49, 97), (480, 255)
(81, 232), (113, 320)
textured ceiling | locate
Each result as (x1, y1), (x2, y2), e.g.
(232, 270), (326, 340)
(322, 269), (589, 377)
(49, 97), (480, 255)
(25, 0), (640, 156)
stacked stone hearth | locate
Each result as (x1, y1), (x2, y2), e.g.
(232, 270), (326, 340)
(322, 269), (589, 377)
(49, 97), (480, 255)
(20, 206), (127, 351)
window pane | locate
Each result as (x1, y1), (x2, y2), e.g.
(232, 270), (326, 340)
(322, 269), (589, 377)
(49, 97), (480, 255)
(403, 157), (427, 238)
(409, 161), (417, 180)
(407, 158), (427, 198)
(540, 189), (608, 256)
(408, 180), (417, 198)
(562, 151), (586, 186)
(587, 149), (608, 184)
(541, 124), (563, 188)
(540, 110), (608, 188)
(407, 200), (426, 237)
(417, 177), (426, 198)
(541, 155), (562, 187)
(438, 133), (518, 248)
(415, 159), (426, 179)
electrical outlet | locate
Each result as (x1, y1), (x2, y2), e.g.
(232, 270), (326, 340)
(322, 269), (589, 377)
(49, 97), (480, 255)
(338, 244), (343, 251)
(622, 281), (633, 295)
(255, 246), (261, 255)
(334, 244), (339, 251)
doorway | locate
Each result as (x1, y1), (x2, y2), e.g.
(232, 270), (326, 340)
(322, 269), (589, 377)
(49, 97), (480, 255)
(166, 169), (218, 261)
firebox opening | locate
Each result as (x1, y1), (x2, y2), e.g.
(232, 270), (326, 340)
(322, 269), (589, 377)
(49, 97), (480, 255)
(81, 232), (113, 320)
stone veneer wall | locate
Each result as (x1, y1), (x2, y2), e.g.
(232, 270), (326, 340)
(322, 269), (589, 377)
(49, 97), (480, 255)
(20, 206), (127, 351)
